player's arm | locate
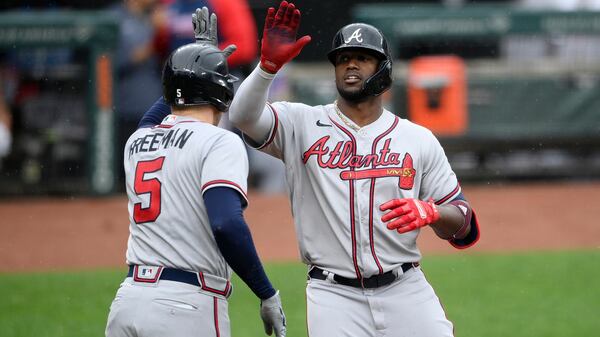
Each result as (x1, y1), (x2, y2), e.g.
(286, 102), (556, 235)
(201, 133), (286, 337)
(227, 63), (275, 143)
(440, 194), (480, 248)
(204, 188), (286, 337)
(379, 193), (477, 245)
(203, 187), (275, 299)
(429, 193), (472, 240)
(137, 97), (171, 129)
(380, 129), (480, 248)
(228, 1), (310, 143)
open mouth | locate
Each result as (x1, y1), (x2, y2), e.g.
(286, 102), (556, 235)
(344, 74), (361, 85)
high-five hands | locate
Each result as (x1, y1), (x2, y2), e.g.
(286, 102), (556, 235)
(260, 1), (311, 73)
(192, 6), (236, 57)
(380, 198), (440, 234)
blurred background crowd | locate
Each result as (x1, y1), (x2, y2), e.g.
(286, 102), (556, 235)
(0, 0), (599, 196)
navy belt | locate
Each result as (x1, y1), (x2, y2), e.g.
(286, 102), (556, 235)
(127, 265), (232, 297)
(308, 262), (419, 289)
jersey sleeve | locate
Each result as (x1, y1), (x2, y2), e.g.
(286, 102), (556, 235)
(200, 132), (249, 207)
(245, 101), (298, 162)
(418, 131), (462, 205)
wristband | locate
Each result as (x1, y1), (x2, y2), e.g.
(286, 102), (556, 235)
(448, 200), (472, 240)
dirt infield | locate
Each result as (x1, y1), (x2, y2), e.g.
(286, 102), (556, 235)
(1, 182), (599, 272)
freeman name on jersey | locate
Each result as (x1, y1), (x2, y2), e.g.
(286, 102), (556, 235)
(128, 128), (194, 157)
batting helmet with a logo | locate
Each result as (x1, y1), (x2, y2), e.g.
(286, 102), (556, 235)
(162, 43), (238, 112)
(327, 23), (392, 97)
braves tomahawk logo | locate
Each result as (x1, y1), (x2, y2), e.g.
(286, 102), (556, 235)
(344, 28), (363, 43)
(398, 153), (415, 190)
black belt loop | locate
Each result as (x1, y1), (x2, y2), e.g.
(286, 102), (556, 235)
(308, 262), (418, 289)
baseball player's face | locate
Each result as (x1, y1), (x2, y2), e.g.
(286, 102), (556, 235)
(334, 50), (378, 101)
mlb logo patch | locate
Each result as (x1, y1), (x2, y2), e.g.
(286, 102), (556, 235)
(163, 115), (177, 125)
(133, 265), (163, 283)
(177, 98), (185, 105)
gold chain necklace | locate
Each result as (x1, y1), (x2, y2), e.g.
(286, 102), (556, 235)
(333, 100), (361, 132)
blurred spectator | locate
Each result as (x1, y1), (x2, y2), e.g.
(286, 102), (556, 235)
(111, 0), (164, 185)
(0, 91), (12, 159)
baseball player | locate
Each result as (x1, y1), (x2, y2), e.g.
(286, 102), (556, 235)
(228, 1), (481, 337)
(105, 8), (286, 337)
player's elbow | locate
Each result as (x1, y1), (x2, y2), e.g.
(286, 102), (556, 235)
(210, 213), (248, 242)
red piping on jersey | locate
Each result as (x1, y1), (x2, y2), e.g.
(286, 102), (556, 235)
(256, 102), (279, 150)
(369, 116), (399, 275)
(435, 184), (461, 205)
(329, 117), (362, 281)
(198, 272), (232, 297)
(213, 297), (221, 337)
(202, 180), (248, 201)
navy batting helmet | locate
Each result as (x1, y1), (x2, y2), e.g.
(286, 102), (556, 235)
(162, 43), (238, 112)
(327, 23), (392, 97)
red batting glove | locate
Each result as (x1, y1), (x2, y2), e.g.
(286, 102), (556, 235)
(380, 198), (440, 234)
(260, 1), (311, 73)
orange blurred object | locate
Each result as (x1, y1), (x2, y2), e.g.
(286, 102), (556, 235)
(407, 56), (467, 136)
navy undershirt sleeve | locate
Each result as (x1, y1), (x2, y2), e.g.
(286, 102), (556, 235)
(450, 192), (466, 201)
(203, 187), (276, 300)
(138, 97), (171, 129)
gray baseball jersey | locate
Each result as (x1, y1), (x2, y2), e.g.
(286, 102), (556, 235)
(252, 102), (461, 279)
(123, 114), (249, 279)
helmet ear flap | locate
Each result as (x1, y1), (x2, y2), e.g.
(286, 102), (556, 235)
(362, 59), (392, 97)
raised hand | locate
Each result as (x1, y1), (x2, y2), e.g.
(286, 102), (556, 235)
(192, 7), (218, 45)
(192, 6), (236, 58)
(260, 1), (311, 73)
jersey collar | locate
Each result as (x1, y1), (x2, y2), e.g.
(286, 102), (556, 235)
(328, 103), (396, 135)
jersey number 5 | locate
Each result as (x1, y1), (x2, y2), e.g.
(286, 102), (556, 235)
(133, 157), (165, 224)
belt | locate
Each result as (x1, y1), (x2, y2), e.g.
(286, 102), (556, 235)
(308, 262), (419, 289)
(127, 265), (232, 297)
